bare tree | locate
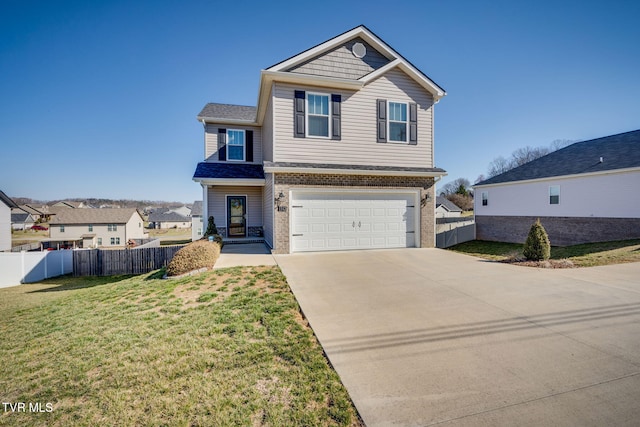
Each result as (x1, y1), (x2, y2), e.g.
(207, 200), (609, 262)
(486, 139), (580, 178)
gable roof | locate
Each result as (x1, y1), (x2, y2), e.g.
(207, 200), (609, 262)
(476, 129), (640, 186)
(265, 25), (445, 98)
(436, 197), (463, 212)
(11, 213), (34, 223)
(18, 204), (44, 216)
(49, 208), (141, 225)
(0, 190), (18, 209)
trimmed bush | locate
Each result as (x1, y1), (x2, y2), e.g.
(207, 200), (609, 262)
(204, 216), (218, 236)
(166, 240), (221, 277)
(523, 219), (551, 261)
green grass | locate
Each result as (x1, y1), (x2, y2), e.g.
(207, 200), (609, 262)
(0, 267), (361, 426)
(449, 239), (640, 267)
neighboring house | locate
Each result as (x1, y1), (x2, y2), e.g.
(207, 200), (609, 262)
(0, 190), (18, 251)
(48, 208), (147, 248)
(16, 204), (46, 222)
(474, 129), (640, 245)
(148, 211), (191, 229)
(11, 212), (36, 230)
(436, 197), (463, 218)
(191, 201), (204, 241)
(52, 200), (86, 209)
(192, 25), (447, 253)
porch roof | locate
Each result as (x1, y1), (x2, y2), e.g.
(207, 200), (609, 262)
(193, 163), (265, 181)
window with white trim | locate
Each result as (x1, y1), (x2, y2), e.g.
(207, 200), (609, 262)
(97, 237), (102, 246)
(60, 225), (65, 233)
(227, 129), (245, 161)
(481, 191), (488, 206)
(110, 237), (120, 245)
(88, 224), (93, 232)
(388, 102), (408, 142)
(108, 224), (117, 232)
(549, 186), (560, 205)
(307, 93), (330, 137)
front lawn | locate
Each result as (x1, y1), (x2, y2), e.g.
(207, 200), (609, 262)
(448, 239), (640, 267)
(0, 267), (361, 426)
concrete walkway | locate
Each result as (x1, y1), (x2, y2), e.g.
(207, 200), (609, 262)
(213, 243), (277, 269)
(275, 249), (640, 426)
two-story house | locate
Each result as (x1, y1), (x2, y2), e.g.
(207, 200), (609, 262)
(48, 208), (147, 248)
(193, 26), (447, 253)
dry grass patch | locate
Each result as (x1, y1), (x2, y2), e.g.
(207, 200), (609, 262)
(0, 267), (361, 426)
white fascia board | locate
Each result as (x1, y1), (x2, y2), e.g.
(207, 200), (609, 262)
(197, 117), (258, 126)
(192, 178), (265, 186)
(263, 165), (447, 178)
(359, 60), (446, 101)
(472, 166), (640, 189)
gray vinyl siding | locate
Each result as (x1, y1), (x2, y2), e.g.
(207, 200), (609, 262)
(272, 68), (434, 167)
(287, 38), (390, 80)
(204, 124), (263, 163)
(263, 173), (274, 247)
(262, 88), (274, 162)
(206, 186), (263, 228)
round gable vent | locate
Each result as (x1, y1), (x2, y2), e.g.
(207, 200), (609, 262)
(352, 42), (366, 58)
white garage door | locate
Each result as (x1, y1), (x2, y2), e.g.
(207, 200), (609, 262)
(290, 191), (417, 252)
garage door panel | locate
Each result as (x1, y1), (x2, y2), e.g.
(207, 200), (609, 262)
(291, 192), (417, 253)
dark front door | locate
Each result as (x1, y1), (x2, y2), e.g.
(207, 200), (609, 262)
(227, 196), (247, 237)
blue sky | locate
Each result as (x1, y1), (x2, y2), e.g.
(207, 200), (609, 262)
(1, 0), (638, 203)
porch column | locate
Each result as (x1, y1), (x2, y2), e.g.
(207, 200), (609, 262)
(202, 184), (208, 232)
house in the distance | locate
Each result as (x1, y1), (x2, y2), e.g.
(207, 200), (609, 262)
(192, 25), (447, 253)
(10, 212), (36, 230)
(148, 211), (191, 229)
(0, 190), (18, 251)
(191, 201), (204, 241)
(47, 208), (147, 249)
(474, 129), (640, 245)
(435, 197), (463, 218)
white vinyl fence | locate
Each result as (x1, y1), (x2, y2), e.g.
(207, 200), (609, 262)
(0, 250), (73, 288)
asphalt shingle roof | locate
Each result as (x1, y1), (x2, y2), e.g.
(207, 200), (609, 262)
(476, 129), (640, 186)
(0, 190), (17, 208)
(436, 197), (463, 212)
(193, 163), (265, 180)
(11, 213), (33, 223)
(148, 211), (189, 222)
(197, 103), (257, 122)
(191, 201), (203, 216)
(49, 208), (141, 225)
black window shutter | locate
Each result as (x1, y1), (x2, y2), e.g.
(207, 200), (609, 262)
(377, 99), (387, 143)
(331, 94), (341, 140)
(246, 130), (254, 162)
(218, 128), (226, 161)
(409, 103), (418, 145)
(294, 90), (305, 138)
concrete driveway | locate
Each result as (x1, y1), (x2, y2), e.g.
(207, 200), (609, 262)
(275, 249), (640, 426)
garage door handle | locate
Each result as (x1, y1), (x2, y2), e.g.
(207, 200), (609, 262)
(292, 234), (303, 237)
(352, 221), (355, 228)
(358, 221), (361, 228)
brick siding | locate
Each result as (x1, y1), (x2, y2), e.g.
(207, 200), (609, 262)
(272, 173), (436, 253)
(476, 215), (640, 246)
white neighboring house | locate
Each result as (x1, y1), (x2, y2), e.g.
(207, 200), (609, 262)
(435, 197), (463, 218)
(0, 190), (18, 251)
(171, 205), (192, 217)
(11, 212), (36, 230)
(148, 211), (191, 229)
(473, 129), (640, 245)
(48, 208), (147, 249)
(191, 201), (204, 241)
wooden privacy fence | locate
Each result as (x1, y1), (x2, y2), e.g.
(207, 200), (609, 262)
(73, 246), (184, 276)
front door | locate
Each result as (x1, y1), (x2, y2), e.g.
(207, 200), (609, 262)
(227, 196), (247, 237)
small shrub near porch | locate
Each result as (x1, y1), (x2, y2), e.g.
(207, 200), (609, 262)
(166, 240), (221, 276)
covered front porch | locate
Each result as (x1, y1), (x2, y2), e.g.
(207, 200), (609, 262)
(193, 163), (266, 240)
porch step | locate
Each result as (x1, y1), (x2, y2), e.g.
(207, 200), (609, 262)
(223, 237), (265, 245)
